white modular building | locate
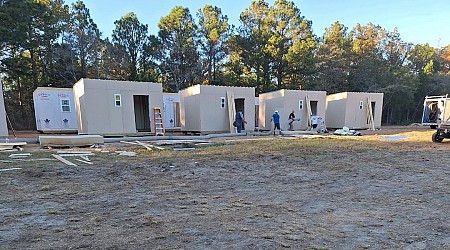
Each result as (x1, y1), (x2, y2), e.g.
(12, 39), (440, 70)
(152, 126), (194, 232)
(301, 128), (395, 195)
(326, 92), (384, 129)
(33, 87), (78, 133)
(259, 89), (327, 131)
(73, 78), (163, 135)
(179, 84), (256, 133)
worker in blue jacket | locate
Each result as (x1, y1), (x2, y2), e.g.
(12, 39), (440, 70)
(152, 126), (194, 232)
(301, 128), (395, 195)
(271, 110), (280, 135)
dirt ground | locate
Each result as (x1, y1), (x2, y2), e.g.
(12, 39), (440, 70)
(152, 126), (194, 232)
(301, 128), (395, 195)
(1, 126), (450, 249)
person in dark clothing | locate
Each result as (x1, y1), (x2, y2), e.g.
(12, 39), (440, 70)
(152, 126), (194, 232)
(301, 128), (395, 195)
(235, 110), (246, 133)
(288, 111), (296, 131)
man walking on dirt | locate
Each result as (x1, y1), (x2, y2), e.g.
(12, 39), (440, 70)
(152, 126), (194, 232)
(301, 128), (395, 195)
(288, 111), (296, 131)
(271, 110), (281, 135)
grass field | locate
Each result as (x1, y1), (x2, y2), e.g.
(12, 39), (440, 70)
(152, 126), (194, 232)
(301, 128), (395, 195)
(1, 129), (450, 249)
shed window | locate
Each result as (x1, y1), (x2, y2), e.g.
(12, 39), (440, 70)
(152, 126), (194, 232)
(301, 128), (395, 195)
(61, 99), (71, 112)
(299, 100), (304, 110)
(115, 94), (122, 107)
(220, 97), (226, 108)
(359, 101), (364, 110)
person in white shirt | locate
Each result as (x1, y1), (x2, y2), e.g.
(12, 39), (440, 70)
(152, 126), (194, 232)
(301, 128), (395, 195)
(311, 114), (319, 130)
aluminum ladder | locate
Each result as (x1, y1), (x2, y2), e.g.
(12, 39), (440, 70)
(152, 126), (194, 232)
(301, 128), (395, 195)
(153, 107), (165, 136)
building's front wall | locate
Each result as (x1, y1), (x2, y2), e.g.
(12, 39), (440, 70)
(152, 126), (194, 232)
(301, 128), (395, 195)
(180, 93), (201, 131)
(163, 93), (180, 128)
(284, 90), (327, 130)
(0, 82), (8, 137)
(74, 79), (163, 135)
(259, 91), (284, 130)
(326, 92), (384, 129)
(326, 92), (349, 129)
(180, 85), (255, 133)
(33, 87), (78, 132)
(259, 89), (327, 130)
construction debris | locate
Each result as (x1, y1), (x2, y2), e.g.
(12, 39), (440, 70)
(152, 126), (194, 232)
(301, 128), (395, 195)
(8, 153), (32, 158)
(75, 159), (93, 165)
(56, 150), (92, 154)
(0, 142), (27, 151)
(154, 140), (211, 146)
(173, 148), (196, 151)
(0, 168), (22, 172)
(120, 140), (165, 150)
(52, 154), (77, 166)
(56, 153), (94, 157)
(333, 127), (361, 136)
(379, 135), (409, 141)
(80, 155), (90, 161)
(115, 151), (137, 157)
(12, 158), (55, 162)
(135, 141), (153, 150)
(39, 135), (104, 148)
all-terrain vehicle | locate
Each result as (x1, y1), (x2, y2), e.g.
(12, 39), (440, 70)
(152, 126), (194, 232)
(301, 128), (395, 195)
(422, 95), (449, 129)
(432, 123), (450, 142)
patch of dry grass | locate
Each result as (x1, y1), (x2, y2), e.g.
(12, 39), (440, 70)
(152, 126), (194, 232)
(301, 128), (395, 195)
(0, 129), (444, 167)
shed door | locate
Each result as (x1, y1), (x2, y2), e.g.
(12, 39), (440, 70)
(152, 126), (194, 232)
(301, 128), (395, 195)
(367, 101), (376, 124)
(310, 101), (318, 115)
(235, 98), (245, 129)
(235, 98), (245, 114)
(133, 95), (151, 132)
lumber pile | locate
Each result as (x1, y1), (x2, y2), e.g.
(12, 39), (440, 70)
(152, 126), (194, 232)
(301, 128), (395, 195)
(39, 135), (104, 148)
(0, 142), (27, 151)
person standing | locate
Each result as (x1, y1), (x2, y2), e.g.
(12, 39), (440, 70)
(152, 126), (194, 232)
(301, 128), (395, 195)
(271, 110), (281, 135)
(311, 114), (319, 131)
(235, 110), (246, 133)
(288, 111), (296, 131)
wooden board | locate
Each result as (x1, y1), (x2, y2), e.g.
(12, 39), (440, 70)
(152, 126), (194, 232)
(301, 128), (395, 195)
(0, 142), (27, 151)
(52, 154), (77, 166)
(39, 135), (104, 147)
(227, 91), (236, 133)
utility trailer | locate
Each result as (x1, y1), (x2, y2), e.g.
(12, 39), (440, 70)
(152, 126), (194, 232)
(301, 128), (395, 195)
(421, 95), (450, 129)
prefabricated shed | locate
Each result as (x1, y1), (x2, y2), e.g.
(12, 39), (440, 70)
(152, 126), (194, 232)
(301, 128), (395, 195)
(0, 81), (8, 137)
(258, 89), (327, 131)
(163, 93), (180, 129)
(33, 87), (78, 133)
(179, 84), (255, 133)
(326, 92), (384, 129)
(73, 78), (163, 135)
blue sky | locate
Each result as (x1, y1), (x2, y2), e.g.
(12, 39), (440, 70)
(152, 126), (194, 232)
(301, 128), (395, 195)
(65, 0), (450, 47)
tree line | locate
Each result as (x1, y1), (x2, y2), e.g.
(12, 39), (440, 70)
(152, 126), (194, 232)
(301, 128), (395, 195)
(1, 0), (450, 130)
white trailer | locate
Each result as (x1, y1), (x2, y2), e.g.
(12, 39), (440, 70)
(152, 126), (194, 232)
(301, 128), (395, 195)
(33, 87), (78, 133)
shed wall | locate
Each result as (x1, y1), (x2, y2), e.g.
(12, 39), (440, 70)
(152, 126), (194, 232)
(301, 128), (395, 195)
(259, 89), (327, 130)
(326, 92), (384, 129)
(33, 87), (78, 132)
(180, 85), (255, 133)
(0, 83), (8, 136)
(73, 79), (163, 135)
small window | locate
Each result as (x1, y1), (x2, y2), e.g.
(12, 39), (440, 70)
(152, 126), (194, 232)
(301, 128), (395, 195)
(115, 94), (122, 107)
(61, 99), (71, 112)
(359, 101), (364, 110)
(299, 100), (304, 110)
(220, 97), (226, 108)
